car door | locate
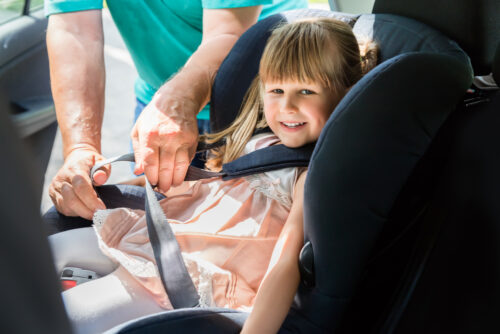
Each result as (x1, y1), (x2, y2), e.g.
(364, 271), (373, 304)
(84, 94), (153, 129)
(0, 0), (56, 198)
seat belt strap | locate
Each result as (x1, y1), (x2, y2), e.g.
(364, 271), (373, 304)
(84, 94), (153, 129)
(144, 178), (200, 308)
(91, 154), (200, 308)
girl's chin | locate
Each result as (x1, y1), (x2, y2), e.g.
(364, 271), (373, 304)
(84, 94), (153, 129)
(279, 138), (310, 148)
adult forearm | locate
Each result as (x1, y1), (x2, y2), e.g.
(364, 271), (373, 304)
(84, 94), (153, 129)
(156, 33), (239, 116)
(47, 11), (105, 158)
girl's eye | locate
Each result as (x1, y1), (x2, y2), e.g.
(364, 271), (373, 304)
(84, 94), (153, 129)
(271, 88), (284, 94)
(300, 89), (315, 95)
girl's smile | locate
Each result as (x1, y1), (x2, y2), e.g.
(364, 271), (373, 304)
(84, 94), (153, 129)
(263, 80), (341, 147)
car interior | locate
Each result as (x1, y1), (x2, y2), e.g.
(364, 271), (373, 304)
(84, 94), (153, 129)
(0, 0), (499, 333)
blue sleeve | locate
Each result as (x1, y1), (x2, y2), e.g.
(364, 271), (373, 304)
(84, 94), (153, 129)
(45, 0), (103, 16)
(201, 0), (272, 9)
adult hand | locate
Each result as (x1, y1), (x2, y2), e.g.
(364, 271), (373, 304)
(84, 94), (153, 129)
(131, 6), (263, 193)
(131, 88), (199, 193)
(49, 147), (110, 220)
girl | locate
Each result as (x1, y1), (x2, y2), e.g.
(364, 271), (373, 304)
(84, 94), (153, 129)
(51, 18), (377, 333)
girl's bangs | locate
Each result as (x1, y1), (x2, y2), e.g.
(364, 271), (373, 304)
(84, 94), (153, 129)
(258, 23), (334, 87)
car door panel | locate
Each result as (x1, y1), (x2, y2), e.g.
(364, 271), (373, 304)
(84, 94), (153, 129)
(0, 8), (56, 198)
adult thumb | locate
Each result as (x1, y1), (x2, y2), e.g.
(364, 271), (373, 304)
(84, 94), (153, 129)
(92, 163), (111, 186)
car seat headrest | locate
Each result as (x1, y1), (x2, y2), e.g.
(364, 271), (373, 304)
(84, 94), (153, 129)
(210, 9), (473, 133)
(353, 14), (472, 66)
(373, 0), (500, 75)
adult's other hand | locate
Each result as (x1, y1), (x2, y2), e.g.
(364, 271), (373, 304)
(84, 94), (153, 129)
(131, 88), (199, 193)
(49, 147), (110, 220)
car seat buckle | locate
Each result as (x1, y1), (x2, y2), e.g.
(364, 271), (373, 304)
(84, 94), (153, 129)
(299, 241), (315, 288)
(60, 267), (98, 291)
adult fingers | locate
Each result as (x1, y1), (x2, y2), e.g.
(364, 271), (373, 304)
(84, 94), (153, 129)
(92, 160), (111, 186)
(92, 169), (109, 186)
(59, 182), (95, 220)
(72, 172), (106, 212)
(158, 146), (175, 192)
(131, 125), (143, 175)
(142, 145), (160, 187)
(172, 148), (190, 187)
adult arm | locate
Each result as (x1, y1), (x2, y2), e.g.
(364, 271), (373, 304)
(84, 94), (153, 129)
(241, 171), (307, 334)
(46, 10), (109, 219)
(131, 6), (262, 192)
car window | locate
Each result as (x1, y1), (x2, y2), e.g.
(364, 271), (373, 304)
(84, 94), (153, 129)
(0, 0), (24, 24)
(30, 0), (43, 12)
(0, 0), (44, 25)
(330, 0), (375, 13)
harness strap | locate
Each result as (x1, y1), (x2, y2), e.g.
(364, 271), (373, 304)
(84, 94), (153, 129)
(91, 143), (314, 182)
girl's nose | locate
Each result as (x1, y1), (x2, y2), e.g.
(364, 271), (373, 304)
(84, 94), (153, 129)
(281, 96), (298, 114)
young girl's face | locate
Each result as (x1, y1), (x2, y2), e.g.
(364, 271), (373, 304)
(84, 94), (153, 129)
(263, 79), (340, 147)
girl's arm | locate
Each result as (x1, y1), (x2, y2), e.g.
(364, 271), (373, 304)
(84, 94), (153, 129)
(241, 171), (307, 334)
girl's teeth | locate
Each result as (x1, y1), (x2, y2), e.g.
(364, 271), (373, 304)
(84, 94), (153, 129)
(283, 122), (305, 128)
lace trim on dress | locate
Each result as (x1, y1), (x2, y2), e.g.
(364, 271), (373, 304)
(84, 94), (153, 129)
(244, 174), (293, 209)
(183, 253), (217, 308)
(93, 209), (108, 228)
(93, 211), (159, 278)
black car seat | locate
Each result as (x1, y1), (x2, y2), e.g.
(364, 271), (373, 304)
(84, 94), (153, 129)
(105, 6), (473, 334)
(370, 0), (500, 333)
(0, 2), (494, 333)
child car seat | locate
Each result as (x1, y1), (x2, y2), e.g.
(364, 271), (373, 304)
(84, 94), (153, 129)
(3, 1), (496, 332)
(104, 6), (473, 334)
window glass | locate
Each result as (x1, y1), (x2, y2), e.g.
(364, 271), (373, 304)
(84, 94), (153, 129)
(331, 0), (375, 13)
(0, 0), (23, 24)
(30, 0), (43, 12)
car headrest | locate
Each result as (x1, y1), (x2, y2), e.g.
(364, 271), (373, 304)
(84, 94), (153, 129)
(210, 9), (473, 132)
(372, 0), (500, 75)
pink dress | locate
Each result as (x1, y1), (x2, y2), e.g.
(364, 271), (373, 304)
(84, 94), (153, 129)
(93, 133), (303, 310)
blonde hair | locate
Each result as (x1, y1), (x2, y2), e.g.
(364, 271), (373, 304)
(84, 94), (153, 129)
(203, 18), (378, 171)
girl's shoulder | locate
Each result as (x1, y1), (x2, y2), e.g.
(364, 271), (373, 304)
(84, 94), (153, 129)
(240, 132), (308, 208)
(242, 132), (281, 155)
